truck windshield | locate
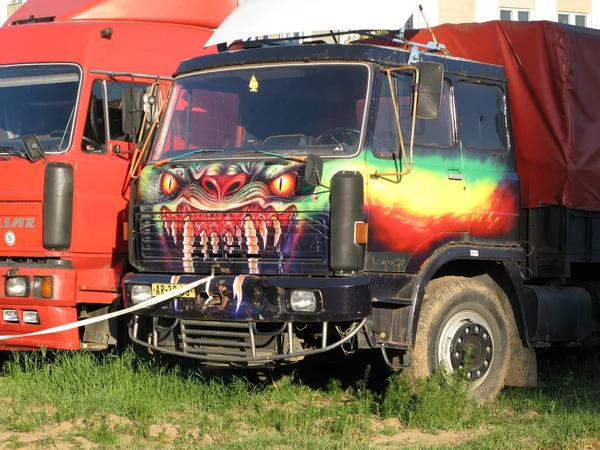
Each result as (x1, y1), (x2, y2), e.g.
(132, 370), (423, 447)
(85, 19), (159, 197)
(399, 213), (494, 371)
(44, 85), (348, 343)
(0, 65), (80, 153)
(150, 63), (370, 161)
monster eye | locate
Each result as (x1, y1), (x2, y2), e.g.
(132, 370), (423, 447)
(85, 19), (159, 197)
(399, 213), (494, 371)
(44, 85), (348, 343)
(269, 173), (297, 197)
(160, 172), (181, 196)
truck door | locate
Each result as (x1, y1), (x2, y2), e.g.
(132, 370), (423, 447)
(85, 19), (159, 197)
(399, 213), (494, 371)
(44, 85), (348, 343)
(454, 81), (520, 244)
(74, 77), (150, 258)
(365, 73), (467, 272)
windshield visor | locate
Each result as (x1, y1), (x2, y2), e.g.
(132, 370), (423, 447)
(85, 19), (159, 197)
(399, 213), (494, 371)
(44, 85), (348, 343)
(0, 65), (80, 153)
(150, 63), (370, 161)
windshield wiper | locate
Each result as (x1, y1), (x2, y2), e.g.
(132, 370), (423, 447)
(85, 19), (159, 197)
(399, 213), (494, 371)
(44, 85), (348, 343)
(0, 146), (27, 160)
(240, 150), (308, 162)
(154, 148), (224, 167)
(327, 135), (354, 154)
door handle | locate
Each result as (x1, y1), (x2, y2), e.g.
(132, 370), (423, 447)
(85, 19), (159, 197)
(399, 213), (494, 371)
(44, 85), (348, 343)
(447, 169), (463, 181)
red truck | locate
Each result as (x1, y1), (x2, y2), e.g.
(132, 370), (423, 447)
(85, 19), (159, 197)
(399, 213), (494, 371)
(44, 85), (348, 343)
(122, 18), (600, 401)
(0, 0), (237, 351)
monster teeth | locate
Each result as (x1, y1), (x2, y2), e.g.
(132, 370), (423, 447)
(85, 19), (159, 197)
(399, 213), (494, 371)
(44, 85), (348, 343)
(244, 217), (259, 275)
(170, 221), (177, 244)
(259, 220), (268, 250)
(210, 231), (219, 254)
(199, 229), (208, 255)
(244, 217), (259, 253)
(272, 217), (281, 249)
(235, 226), (243, 247)
(183, 216), (193, 273)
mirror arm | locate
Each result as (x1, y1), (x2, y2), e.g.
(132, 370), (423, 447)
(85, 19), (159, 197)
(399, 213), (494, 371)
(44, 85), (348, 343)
(372, 66), (419, 179)
(128, 83), (174, 180)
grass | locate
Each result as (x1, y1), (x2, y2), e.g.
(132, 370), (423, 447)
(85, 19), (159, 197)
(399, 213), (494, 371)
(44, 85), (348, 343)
(0, 349), (600, 448)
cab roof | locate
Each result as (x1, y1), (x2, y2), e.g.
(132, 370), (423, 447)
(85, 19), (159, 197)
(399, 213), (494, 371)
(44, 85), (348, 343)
(6, 0), (237, 29)
(174, 43), (506, 82)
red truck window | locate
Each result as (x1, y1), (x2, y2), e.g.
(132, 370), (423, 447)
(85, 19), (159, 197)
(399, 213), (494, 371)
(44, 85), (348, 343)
(82, 80), (148, 153)
(0, 64), (79, 154)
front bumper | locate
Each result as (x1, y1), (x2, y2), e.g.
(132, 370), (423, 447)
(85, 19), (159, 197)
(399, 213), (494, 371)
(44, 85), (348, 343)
(123, 274), (372, 322)
(0, 264), (79, 350)
(0, 305), (79, 350)
(123, 273), (373, 364)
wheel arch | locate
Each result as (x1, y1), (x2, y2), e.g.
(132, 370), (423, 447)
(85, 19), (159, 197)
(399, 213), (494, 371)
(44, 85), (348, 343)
(407, 246), (531, 349)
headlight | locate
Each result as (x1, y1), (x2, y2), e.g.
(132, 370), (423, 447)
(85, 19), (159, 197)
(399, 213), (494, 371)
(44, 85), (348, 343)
(290, 290), (317, 312)
(22, 310), (40, 324)
(2, 309), (18, 322)
(5, 277), (29, 297)
(130, 285), (152, 305)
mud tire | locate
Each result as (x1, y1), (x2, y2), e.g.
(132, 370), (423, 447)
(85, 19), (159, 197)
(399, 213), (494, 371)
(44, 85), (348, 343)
(408, 276), (510, 403)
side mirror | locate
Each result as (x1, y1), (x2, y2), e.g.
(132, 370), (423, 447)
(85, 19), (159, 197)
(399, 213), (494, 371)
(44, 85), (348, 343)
(296, 154), (324, 194)
(416, 61), (444, 120)
(122, 87), (144, 141)
(304, 154), (323, 186)
(22, 134), (45, 161)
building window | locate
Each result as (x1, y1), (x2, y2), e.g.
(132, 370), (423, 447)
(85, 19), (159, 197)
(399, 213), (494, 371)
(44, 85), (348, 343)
(500, 9), (530, 21)
(558, 12), (588, 27)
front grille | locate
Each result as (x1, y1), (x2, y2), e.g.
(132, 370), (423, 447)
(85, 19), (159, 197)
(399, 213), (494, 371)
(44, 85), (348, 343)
(181, 320), (281, 358)
(136, 208), (329, 274)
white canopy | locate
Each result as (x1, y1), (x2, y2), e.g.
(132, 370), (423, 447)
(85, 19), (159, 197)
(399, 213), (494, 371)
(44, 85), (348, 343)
(204, 0), (419, 47)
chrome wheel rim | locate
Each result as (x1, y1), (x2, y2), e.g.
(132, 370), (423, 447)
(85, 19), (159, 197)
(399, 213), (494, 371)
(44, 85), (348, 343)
(438, 310), (494, 388)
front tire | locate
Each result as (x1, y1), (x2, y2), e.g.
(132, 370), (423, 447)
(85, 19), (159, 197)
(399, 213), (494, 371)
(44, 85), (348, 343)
(409, 276), (510, 402)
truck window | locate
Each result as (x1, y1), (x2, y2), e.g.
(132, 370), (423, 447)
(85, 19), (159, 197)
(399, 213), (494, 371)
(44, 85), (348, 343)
(82, 80), (147, 152)
(0, 64), (80, 154)
(455, 82), (507, 152)
(151, 64), (370, 161)
(163, 88), (240, 152)
(371, 73), (453, 159)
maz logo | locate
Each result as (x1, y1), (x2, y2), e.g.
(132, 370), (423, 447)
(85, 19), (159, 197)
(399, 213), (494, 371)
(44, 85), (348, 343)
(0, 217), (35, 229)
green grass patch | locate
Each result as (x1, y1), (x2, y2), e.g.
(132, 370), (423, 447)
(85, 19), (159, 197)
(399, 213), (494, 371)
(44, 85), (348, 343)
(1, 348), (600, 448)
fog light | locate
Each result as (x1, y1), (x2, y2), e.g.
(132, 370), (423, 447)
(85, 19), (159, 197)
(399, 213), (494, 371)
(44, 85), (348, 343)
(131, 285), (152, 305)
(5, 277), (29, 297)
(22, 310), (40, 324)
(33, 276), (53, 299)
(2, 309), (18, 322)
(290, 290), (317, 312)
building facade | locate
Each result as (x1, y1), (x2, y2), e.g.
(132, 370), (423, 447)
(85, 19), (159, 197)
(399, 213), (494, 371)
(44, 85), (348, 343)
(3, 0), (25, 25)
(411, 0), (599, 29)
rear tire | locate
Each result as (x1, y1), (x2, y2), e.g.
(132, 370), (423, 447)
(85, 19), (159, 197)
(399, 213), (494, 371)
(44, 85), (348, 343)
(408, 276), (510, 402)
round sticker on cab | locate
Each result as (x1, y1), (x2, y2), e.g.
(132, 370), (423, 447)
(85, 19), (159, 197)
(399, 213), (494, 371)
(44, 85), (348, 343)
(5, 230), (15, 246)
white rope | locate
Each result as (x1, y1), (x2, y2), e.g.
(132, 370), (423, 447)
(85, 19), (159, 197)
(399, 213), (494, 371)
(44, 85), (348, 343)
(0, 275), (214, 342)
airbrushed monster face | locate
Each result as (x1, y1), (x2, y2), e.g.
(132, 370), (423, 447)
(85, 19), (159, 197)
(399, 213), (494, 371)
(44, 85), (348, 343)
(139, 161), (327, 273)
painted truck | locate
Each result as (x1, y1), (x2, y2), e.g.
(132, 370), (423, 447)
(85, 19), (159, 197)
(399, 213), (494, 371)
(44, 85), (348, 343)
(0, 0), (237, 351)
(122, 20), (600, 401)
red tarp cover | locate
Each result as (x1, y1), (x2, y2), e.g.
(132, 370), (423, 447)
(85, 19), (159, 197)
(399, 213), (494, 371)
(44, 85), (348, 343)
(6, 0), (237, 29)
(401, 21), (600, 211)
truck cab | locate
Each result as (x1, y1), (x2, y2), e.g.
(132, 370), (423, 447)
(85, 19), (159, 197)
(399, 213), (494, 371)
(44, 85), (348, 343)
(123, 40), (527, 400)
(0, 0), (237, 350)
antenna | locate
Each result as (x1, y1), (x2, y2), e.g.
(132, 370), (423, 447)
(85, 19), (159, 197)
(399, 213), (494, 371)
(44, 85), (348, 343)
(418, 4), (438, 46)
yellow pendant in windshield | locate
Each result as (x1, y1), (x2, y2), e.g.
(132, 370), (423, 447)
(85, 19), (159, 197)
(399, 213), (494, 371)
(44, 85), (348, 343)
(249, 74), (259, 92)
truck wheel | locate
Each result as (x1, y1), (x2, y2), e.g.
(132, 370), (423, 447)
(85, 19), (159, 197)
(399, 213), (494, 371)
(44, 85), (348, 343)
(409, 276), (510, 402)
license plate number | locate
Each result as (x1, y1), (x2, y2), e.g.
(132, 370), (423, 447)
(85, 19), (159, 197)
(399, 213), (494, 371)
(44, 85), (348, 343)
(151, 283), (195, 298)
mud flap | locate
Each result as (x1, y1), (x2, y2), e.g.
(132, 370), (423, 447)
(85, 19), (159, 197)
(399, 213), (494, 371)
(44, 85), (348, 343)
(81, 301), (121, 348)
(504, 343), (537, 387)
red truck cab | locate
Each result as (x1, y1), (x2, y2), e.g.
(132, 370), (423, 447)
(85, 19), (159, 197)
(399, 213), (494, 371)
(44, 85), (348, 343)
(0, 0), (237, 350)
